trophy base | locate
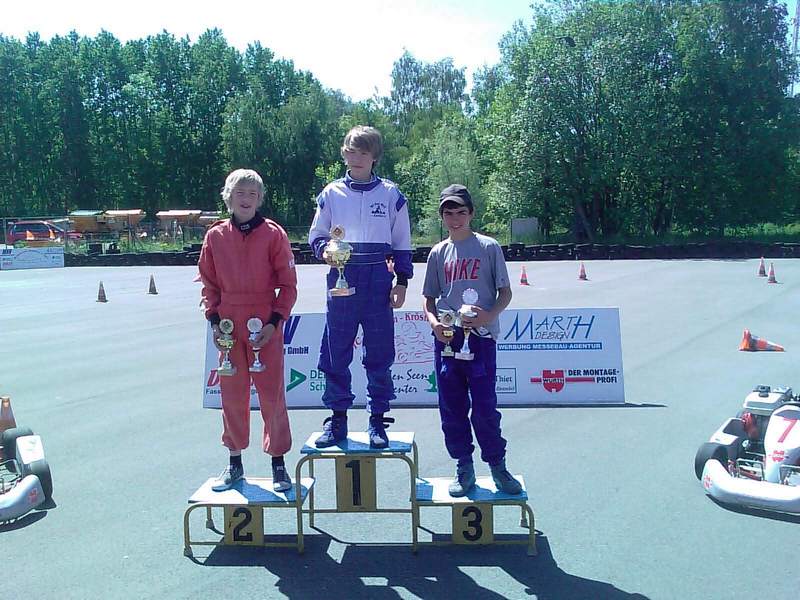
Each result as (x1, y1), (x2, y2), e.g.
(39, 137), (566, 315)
(454, 351), (474, 361)
(249, 364), (266, 373)
(441, 347), (455, 357)
(217, 365), (237, 376)
(330, 286), (356, 297)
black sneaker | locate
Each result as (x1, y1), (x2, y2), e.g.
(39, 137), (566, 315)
(490, 461), (523, 495)
(272, 465), (292, 492)
(367, 414), (395, 448)
(448, 462), (476, 497)
(211, 463), (244, 492)
(315, 414), (348, 447)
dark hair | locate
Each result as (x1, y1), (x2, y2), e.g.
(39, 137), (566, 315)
(439, 200), (474, 216)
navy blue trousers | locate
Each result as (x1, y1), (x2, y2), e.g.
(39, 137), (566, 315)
(318, 263), (395, 414)
(434, 329), (507, 465)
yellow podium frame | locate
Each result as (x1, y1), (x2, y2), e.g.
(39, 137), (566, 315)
(183, 476), (314, 557)
(415, 475), (536, 555)
(295, 431), (420, 552)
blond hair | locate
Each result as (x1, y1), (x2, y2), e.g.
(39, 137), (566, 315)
(220, 169), (264, 209)
(341, 125), (383, 164)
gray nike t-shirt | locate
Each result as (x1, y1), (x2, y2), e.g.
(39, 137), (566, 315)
(422, 232), (510, 339)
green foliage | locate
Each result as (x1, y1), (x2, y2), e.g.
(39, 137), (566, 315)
(1, 2), (799, 247)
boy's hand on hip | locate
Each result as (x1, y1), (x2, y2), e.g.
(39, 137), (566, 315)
(252, 324), (276, 348)
(432, 322), (452, 344)
(390, 284), (406, 308)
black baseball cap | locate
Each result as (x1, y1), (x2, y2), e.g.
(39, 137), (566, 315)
(439, 184), (474, 213)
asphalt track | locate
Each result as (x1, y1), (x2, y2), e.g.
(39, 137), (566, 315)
(2, 258), (799, 600)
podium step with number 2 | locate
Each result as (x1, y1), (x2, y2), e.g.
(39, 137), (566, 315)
(183, 476), (315, 557)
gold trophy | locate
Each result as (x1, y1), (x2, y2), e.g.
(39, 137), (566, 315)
(455, 288), (479, 361)
(323, 225), (355, 297)
(247, 317), (266, 373)
(216, 318), (236, 376)
(439, 309), (456, 357)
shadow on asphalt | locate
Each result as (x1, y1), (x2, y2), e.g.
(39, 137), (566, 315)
(195, 533), (650, 599)
(0, 509), (48, 532)
(710, 497), (800, 524)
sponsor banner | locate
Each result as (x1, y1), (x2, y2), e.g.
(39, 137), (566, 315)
(202, 307), (624, 409)
(0, 246), (64, 270)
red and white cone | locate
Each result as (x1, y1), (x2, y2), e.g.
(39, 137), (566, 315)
(757, 257), (766, 277)
(520, 266), (530, 286)
(767, 262), (777, 284)
(578, 262), (588, 281)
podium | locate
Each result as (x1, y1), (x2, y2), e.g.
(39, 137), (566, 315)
(183, 432), (536, 557)
(415, 476), (536, 555)
(183, 476), (314, 557)
(296, 431), (420, 551)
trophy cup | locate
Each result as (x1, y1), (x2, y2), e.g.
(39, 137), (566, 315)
(323, 225), (355, 296)
(247, 317), (266, 373)
(439, 309), (456, 357)
(455, 288), (479, 361)
(216, 318), (236, 376)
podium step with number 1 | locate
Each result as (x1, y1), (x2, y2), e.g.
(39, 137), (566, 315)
(296, 431), (420, 549)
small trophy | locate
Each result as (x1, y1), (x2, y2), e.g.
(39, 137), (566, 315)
(455, 288), (479, 361)
(247, 317), (266, 373)
(323, 225), (355, 297)
(439, 309), (456, 357)
(217, 319), (236, 376)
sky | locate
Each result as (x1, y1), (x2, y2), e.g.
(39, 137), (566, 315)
(2, 0), (539, 101)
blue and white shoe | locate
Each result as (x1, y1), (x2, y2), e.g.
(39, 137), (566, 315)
(212, 463), (244, 492)
(315, 414), (348, 447)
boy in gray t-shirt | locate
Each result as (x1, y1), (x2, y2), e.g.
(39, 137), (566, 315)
(422, 184), (522, 497)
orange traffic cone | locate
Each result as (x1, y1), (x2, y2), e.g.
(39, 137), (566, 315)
(578, 262), (588, 281)
(97, 281), (108, 303)
(520, 265), (530, 286)
(767, 262), (778, 284)
(148, 274), (158, 295)
(0, 396), (16, 433)
(757, 257), (766, 277)
(739, 329), (785, 352)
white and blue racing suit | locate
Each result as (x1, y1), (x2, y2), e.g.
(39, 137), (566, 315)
(308, 172), (413, 414)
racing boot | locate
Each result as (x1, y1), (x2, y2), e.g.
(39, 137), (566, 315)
(212, 462), (244, 492)
(315, 412), (348, 448)
(272, 464), (292, 492)
(448, 461), (476, 497)
(367, 414), (395, 449)
(490, 460), (523, 495)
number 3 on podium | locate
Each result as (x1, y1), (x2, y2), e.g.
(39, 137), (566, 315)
(335, 456), (377, 511)
(453, 503), (494, 544)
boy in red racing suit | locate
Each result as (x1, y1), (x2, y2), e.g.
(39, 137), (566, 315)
(199, 169), (298, 492)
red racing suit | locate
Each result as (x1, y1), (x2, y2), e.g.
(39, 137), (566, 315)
(198, 218), (297, 455)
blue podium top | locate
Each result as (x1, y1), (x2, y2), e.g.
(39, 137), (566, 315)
(415, 476), (528, 503)
(188, 477), (314, 505)
(301, 431), (415, 454)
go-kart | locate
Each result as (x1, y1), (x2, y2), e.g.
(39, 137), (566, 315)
(695, 385), (800, 513)
(0, 426), (53, 523)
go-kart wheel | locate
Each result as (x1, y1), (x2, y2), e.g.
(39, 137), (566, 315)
(1, 426), (34, 471)
(29, 458), (53, 501)
(694, 442), (728, 480)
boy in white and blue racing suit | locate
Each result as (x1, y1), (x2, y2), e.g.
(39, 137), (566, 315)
(308, 126), (413, 448)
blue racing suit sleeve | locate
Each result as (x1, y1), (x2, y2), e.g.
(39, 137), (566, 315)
(309, 190), (332, 260)
(391, 192), (413, 282)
